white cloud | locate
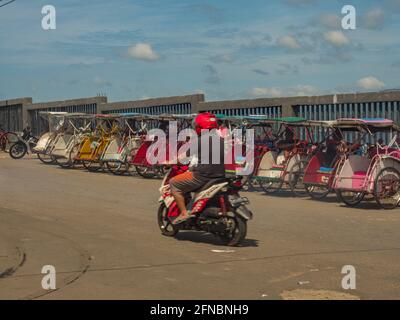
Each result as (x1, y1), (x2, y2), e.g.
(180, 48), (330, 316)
(127, 43), (160, 61)
(324, 31), (350, 47)
(362, 8), (385, 30)
(291, 85), (320, 96)
(277, 35), (301, 49)
(357, 76), (385, 90)
(250, 85), (319, 98)
(250, 87), (283, 98)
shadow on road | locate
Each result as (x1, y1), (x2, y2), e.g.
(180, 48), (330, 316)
(174, 231), (259, 247)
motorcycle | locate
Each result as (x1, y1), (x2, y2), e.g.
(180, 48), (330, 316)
(158, 165), (253, 246)
(9, 128), (39, 159)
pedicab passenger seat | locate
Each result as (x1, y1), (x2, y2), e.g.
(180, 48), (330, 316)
(318, 167), (334, 174)
(352, 171), (367, 189)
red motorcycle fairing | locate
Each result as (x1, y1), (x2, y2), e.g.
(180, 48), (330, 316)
(167, 201), (180, 217)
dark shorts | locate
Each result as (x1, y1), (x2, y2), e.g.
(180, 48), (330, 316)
(169, 171), (209, 193)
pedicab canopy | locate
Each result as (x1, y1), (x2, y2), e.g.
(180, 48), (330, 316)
(216, 114), (275, 125)
(332, 118), (400, 133)
(272, 116), (308, 123)
(38, 111), (71, 134)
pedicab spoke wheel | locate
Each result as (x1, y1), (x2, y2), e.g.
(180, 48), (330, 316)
(242, 176), (262, 192)
(37, 153), (56, 164)
(374, 167), (400, 210)
(108, 161), (129, 175)
(337, 190), (365, 207)
(68, 144), (81, 168)
(83, 160), (102, 172)
(105, 161), (119, 174)
(157, 204), (178, 237)
(135, 165), (157, 179)
(305, 185), (330, 200)
(259, 177), (283, 194)
(55, 156), (72, 168)
(289, 160), (308, 197)
(238, 176), (250, 191)
(120, 162), (130, 175)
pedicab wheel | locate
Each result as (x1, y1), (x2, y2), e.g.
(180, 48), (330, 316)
(37, 153), (56, 164)
(55, 156), (73, 168)
(114, 161), (130, 176)
(115, 162), (130, 176)
(105, 161), (129, 175)
(68, 143), (81, 168)
(288, 160), (308, 197)
(259, 178), (284, 194)
(135, 165), (157, 179)
(157, 203), (179, 237)
(336, 190), (365, 207)
(374, 167), (400, 210)
(218, 214), (247, 247)
(305, 185), (331, 200)
(83, 160), (103, 172)
(9, 142), (27, 159)
(242, 176), (262, 192)
(105, 161), (119, 174)
(157, 166), (167, 178)
(238, 176), (250, 191)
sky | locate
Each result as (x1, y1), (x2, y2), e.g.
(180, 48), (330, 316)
(1, 0), (400, 103)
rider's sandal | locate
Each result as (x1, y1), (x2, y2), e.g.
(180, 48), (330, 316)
(172, 212), (194, 225)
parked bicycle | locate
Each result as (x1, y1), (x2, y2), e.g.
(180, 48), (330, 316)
(0, 126), (19, 152)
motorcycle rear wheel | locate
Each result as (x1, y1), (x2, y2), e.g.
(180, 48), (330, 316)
(218, 214), (247, 246)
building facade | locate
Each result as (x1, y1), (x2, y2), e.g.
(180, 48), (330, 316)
(1, 90), (400, 136)
(0, 98), (32, 132)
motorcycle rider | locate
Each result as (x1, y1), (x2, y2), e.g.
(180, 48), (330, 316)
(170, 113), (225, 225)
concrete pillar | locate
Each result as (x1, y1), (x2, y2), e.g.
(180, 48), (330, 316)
(282, 103), (295, 117)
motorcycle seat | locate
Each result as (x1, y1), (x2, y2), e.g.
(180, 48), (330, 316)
(195, 178), (229, 192)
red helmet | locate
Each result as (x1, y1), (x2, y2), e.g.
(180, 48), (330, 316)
(193, 112), (218, 135)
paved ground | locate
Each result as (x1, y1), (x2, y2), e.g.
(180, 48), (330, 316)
(0, 154), (400, 300)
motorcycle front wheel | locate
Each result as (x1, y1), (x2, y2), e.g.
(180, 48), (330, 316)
(157, 203), (179, 237)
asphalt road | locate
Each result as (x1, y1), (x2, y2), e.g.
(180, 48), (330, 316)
(1, 154), (400, 300)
